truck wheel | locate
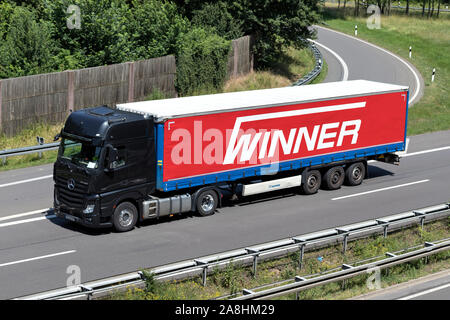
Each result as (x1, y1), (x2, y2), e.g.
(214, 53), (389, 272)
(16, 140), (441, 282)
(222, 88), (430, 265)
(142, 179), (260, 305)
(301, 170), (321, 195)
(323, 166), (345, 190)
(113, 201), (138, 232)
(196, 190), (218, 216)
(345, 162), (365, 186)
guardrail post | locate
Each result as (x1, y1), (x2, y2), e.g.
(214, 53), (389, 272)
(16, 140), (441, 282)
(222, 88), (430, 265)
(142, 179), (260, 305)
(242, 289), (254, 296)
(294, 276), (306, 300)
(337, 229), (350, 254)
(246, 248), (260, 278)
(80, 285), (93, 300)
(195, 259), (208, 286)
(36, 136), (44, 159)
(424, 242), (435, 264)
(341, 264), (353, 290)
(293, 238), (306, 269)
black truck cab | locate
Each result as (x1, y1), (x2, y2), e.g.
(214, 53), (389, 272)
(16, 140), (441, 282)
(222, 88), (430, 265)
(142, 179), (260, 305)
(53, 106), (156, 230)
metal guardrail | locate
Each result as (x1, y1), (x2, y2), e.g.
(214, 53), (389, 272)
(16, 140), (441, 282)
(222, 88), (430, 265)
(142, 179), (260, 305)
(0, 139), (59, 165)
(292, 41), (323, 86)
(232, 238), (450, 300)
(14, 202), (450, 300)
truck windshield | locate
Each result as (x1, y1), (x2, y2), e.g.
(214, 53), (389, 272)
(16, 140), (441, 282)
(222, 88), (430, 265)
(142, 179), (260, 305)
(59, 138), (102, 169)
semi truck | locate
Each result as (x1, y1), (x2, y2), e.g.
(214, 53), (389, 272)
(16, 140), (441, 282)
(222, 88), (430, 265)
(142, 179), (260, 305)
(53, 80), (409, 232)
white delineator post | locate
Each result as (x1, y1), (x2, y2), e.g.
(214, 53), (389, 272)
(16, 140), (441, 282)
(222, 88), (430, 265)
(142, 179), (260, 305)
(431, 68), (436, 82)
(355, 25), (358, 36)
(409, 46), (412, 59)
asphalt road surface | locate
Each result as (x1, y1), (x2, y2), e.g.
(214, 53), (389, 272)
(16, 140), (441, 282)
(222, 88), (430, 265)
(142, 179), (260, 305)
(0, 27), (446, 299)
(355, 269), (450, 300)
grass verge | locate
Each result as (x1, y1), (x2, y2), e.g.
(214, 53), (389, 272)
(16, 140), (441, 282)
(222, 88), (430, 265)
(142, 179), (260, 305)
(320, 5), (450, 135)
(106, 218), (449, 300)
(0, 122), (62, 172)
(0, 45), (319, 172)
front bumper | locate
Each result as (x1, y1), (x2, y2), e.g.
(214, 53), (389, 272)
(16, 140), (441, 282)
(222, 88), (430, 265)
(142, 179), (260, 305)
(54, 205), (112, 229)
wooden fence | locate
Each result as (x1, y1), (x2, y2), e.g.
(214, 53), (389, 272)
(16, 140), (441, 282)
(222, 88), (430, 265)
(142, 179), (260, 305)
(0, 36), (253, 136)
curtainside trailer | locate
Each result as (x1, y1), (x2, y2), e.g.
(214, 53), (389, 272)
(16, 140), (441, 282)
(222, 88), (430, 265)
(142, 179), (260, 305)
(53, 80), (409, 231)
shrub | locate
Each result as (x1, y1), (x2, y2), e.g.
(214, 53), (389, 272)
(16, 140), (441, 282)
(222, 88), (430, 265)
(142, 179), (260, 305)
(0, 6), (55, 78)
(175, 27), (231, 96)
(191, 1), (243, 40)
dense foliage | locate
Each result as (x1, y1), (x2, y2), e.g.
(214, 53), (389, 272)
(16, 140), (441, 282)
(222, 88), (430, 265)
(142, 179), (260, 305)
(175, 27), (230, 95)
(175, 0), (320, 67)
(0, 0), (320, 93)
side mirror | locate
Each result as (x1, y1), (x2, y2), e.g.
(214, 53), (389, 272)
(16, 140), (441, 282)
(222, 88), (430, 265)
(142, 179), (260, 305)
(53, 132), (61, 142)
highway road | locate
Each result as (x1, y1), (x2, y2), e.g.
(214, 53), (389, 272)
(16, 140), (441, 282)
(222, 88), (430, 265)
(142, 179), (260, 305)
(313, 25), (424, 105)
(1, 27), (448, 300)
(355, 269), (450, 300)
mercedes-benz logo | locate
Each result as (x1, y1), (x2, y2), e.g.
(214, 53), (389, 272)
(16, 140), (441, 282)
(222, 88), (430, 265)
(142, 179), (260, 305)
(67, 178), (75, 190)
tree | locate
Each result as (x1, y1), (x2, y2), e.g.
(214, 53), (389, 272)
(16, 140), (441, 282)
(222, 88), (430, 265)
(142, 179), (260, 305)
(175, 0), (320, 68)
(175, 27), (231, 96)
(0, 6), (54, 78)
(191, 1), (243, 40)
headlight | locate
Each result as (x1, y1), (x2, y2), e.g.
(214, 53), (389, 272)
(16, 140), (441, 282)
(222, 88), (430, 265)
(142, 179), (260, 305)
(83, 204), (95, 214)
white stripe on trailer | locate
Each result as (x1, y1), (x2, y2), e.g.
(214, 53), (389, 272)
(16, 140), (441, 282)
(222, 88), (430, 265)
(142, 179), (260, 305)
(242, 175), (302, 196)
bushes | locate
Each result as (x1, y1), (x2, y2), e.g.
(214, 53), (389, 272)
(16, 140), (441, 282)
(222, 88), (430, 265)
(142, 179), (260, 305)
(175, 0), (320, 68)
(191, 1), (243, 40)
(175, 27), (231, 96)
(0, 5), (55, 78)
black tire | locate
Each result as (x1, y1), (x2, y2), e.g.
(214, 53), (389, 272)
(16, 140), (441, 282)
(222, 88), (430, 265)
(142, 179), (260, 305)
(113, 201), (138, 232)
(323, 166), (345, 190)
(301, 170), (321, 195)
(196, 189), (218, 216)
(345, 162), (365, 186)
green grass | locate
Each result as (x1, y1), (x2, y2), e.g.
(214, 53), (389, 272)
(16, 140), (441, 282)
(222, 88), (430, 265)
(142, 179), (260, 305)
(106, 218), (450, 300)
(224, 46), (318, 92)
(320, 5), (450, 135)
(0, 122), (62, 171)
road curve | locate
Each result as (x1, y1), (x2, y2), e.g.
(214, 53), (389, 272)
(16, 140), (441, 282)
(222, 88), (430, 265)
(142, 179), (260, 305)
(0, 27), (443, 299)
(313, 25), (424, 105)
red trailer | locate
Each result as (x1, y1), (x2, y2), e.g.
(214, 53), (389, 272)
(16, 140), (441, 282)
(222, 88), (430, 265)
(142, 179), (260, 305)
(118, 79), (408, 195)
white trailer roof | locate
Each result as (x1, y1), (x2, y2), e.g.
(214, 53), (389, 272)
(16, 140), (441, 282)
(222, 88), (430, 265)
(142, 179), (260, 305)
(116, 80), (408, 122)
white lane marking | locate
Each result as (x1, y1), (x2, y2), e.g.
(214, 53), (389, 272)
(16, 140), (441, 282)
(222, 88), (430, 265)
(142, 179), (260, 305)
(0, 215), (56, 228)
(309, 39), (349, 81)
(314, 25), (421, 105)
(0, 250), (76, 268)
(402, 146), (450, 157)
(0, 175), (52, 188)
(331, 179), (430, 201)
(0, 208), (50, 222)
(398, 282), (450, 300)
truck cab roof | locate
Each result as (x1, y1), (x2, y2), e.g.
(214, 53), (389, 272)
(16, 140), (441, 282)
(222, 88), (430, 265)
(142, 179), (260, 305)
(62, 106), (149, 141)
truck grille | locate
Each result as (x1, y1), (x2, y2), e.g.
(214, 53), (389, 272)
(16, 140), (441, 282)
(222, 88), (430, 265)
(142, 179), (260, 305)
(55, 176), (89, 209)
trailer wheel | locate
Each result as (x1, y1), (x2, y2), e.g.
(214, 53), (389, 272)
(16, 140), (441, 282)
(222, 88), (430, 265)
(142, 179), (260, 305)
(113, 201), (138, 232)
(345, 162), (365, 186)
(301, 170), (321, 195)
(196, 190), (218, 216)
(323, 166), (345, 190)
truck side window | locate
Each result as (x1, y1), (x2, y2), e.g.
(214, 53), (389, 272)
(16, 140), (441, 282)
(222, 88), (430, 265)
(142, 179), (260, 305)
(110, 146), (127, 169)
